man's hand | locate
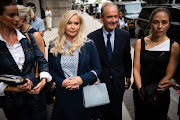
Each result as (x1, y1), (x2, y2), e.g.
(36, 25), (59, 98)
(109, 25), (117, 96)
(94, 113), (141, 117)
(125, 78), (131, 89)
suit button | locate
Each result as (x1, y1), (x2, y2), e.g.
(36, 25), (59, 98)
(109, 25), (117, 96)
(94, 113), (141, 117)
(110, 76), (112, 78)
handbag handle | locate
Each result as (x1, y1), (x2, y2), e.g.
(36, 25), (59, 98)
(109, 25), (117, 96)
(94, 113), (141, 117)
(91, 70), (101, 83)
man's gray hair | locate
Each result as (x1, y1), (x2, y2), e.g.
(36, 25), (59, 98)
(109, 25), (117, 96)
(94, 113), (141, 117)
(101, 1), (118, 17)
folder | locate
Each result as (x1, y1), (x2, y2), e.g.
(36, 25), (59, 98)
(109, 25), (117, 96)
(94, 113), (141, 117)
(0, 74), (27, 86)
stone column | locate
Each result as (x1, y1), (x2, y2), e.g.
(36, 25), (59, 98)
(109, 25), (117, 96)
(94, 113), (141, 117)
(41, 0), (72, 27)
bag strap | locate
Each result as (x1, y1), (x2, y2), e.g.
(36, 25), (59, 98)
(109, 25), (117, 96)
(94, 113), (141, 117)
(91, 70), (100, 83)
(140, 37), (145, 54)
(24, 33), (39, 78)
(24, 33), (31, 43)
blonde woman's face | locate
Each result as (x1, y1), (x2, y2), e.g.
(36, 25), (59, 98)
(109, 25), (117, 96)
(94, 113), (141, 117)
(65, 15), (80, 41)
(150, 12), (170, 37)
(16, 17), (23, 29)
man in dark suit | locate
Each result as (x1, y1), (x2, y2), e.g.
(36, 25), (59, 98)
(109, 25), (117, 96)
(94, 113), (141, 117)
(88, 2), (132, 120)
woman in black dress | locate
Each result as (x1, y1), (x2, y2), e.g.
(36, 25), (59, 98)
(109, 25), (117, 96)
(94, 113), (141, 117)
(133, 8), (179, 120)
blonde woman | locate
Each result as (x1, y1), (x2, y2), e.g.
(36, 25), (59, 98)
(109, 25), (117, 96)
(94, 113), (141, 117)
(48, 10), (101, 120)
(17, 5), (46, 58)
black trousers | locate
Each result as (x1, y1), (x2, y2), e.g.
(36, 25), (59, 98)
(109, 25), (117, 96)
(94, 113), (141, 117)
(100, 88), (124, 120)
(3, 91), (47, 120)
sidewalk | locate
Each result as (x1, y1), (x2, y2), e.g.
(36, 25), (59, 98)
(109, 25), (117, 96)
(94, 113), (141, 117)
(43, 12), (132, 120)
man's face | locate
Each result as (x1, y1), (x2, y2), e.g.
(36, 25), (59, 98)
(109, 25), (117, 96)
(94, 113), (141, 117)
(100, 5), (119, 32)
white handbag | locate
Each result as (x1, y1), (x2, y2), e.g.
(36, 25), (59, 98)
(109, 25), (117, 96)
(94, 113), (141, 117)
(82, 71), (110, 108)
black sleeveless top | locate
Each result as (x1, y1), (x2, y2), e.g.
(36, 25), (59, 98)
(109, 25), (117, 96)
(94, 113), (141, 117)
(140, 38), (174, 86)
(28, 28), (38, 34)
(28, 28), (46, 46)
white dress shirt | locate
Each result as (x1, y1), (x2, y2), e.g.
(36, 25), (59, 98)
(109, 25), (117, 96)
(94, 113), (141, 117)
(0, 29), (52, 96)
(103, 27), (115, 51)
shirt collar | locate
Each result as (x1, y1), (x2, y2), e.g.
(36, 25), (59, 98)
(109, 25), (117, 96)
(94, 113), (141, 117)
(0, 29), (26, 42)
(102, 27), (115, 36)
(34, 16), (37, 22)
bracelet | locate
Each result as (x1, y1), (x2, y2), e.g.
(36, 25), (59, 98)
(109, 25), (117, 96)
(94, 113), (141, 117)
(4, 86), (9, 95)
(4, 86), (16, 97)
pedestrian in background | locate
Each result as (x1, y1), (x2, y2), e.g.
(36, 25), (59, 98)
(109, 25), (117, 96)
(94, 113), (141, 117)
(27, 2), (45, 37)
(45, 7), (52, 31)
(96, 4), (101, 19)
(17, 5), (46, 58)
(48, 10), (101, 120)
(93, 6), (96, 18)
(133, 7), (179, 120)
(117, 10), (128, 30)
(88, 2), (132, 120)
(0, 0), (52, 119)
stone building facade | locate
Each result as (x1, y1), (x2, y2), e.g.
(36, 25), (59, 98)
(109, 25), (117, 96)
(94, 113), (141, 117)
(17, 0), (72, 27)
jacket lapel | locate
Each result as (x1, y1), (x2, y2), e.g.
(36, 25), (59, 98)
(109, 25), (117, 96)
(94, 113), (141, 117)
(78, 45), (86, 75)
(112, 28), (118, 60)
(98, 28), (110, 65)
(20, 39), (30, 73)
(0, 41), (21, 74)
(56, 54), (65, 77)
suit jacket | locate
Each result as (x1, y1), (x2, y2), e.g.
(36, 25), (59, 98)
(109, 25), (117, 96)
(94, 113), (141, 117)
(0, 33), (48, 84)
(88, 27), (132, 97)
(48, 40), (101, 120)
(0, 33), (48, 106)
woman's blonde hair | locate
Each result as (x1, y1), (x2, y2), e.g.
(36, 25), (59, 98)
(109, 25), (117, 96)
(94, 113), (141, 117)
(50, 10), (86, 56)
(17, 5), (34, 23)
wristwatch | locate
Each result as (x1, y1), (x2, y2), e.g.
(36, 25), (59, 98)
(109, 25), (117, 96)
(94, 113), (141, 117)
(40, 77), (47, 82)
(173, 83), (179, 90)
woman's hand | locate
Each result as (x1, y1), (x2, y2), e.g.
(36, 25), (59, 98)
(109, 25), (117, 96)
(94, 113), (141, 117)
(27, 79), (46, 94)
(157, 80), (172, 93)
(12, 78), (33, 92)
(62, 76), (83, 90)
(139, 91), (144, 101)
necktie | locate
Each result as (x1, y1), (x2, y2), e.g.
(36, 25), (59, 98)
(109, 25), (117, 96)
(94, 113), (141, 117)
(106, 33), (112, 62)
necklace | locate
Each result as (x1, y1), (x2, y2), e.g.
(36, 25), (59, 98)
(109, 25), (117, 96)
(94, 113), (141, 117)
(23, 25), (30, 33)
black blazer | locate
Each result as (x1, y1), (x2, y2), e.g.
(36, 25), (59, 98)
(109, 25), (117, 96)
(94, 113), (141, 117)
(48, 40), (101, 120)
(0, 33), (49, 106)
(88, 27), (132, 97)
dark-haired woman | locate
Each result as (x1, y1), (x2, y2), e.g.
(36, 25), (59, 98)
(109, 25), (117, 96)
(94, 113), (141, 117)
(133, 7), (179, 120)
(0, 0), (51, 119)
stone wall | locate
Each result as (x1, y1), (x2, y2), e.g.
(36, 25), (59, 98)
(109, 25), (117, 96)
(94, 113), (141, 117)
(22, 0), (72, 28)
(41, 0), (72, 27)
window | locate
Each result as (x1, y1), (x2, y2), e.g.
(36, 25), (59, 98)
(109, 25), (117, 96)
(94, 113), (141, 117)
(124, 3), (142, 14)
